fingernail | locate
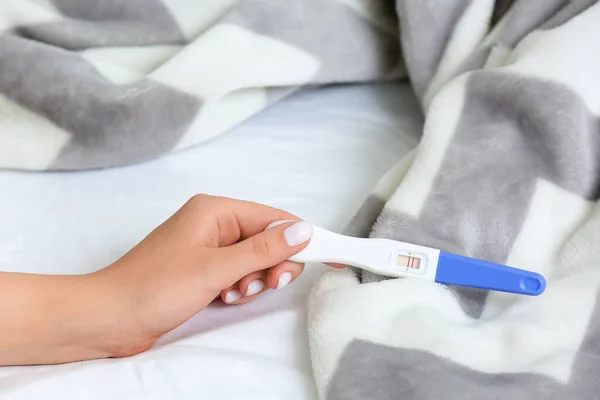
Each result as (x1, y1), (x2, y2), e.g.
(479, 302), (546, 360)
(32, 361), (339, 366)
(245, 279), (264, 296)
(277, 272), (293, 289)
(283, 222), (313, 247)
(224, 289), (242, 303)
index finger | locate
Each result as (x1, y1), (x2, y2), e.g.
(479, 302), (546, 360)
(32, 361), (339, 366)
(205, 196), (301, 246)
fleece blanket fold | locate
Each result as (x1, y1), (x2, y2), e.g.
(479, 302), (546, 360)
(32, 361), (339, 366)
(309, 1), (600, 399)
(3, 1), (600, 400)
(0, 0), (402, 170)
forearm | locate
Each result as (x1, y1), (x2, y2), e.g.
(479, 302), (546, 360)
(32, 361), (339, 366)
(0, 272), (133, 366)
(0, 196), (309, 365)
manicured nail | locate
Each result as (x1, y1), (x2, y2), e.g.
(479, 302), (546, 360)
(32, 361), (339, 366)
(283, 222), (313, 247)
(224, 289), (242, 303)
(245, 279), (264, 296)
(277, 272), (293, 289)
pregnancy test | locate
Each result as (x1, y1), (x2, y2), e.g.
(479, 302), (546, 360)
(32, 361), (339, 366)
(269, 222), (546, 296)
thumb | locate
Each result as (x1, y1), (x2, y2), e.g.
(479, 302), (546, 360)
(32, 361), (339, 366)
(213, 221), (313, 283)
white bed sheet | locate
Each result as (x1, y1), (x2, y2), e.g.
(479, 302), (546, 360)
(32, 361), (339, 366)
(0, 82), (422, 400)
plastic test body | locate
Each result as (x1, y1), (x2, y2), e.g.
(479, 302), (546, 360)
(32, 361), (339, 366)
(271, 222), (545, 296)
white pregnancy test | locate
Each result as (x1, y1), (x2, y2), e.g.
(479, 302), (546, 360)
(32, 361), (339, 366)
(268, 222), (546, 296)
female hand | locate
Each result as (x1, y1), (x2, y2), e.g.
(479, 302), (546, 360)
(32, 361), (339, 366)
(0, 195), (315, 365)
(95, 195), (314, 356)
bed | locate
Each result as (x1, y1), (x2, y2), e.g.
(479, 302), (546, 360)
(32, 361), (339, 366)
(0, 82), (422, 399)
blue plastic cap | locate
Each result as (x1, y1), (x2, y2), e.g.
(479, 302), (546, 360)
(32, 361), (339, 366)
(435, 252), (546, 296)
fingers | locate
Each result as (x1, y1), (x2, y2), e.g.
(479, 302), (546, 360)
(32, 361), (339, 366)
(220, 262), (304, 305)
(267, 261), (304, 290)
(226, 199), (300, 240)
(222, 286), (243, 304)
(326, 263), (348, 269)
(220, 270), (268, 305)
(239, 270), (268, 297)
(211, 221), (313, 287)
(186, 195), (301, 247)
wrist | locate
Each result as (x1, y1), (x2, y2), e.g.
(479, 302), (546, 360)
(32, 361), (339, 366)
(0, 272), (147, 366)
(43, 273), (138, 362)
(83, 270), (154, 359)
